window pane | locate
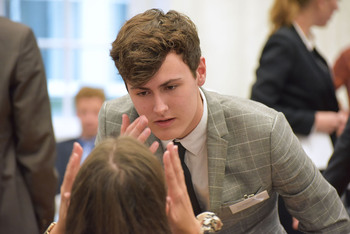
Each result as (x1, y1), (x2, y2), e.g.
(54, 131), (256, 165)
(1, 0), (145, 139)
(50, 97), (63, 117)
(19, 0), (81, 38)
(41, 48), (65, 80)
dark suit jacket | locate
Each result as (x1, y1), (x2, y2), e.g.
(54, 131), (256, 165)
(251, 25), (339, 136)
(0, 17), (57, 233)
(96, 89), (350, 233)
(55, 139), (77, 194)
(323, 117), (350, 196)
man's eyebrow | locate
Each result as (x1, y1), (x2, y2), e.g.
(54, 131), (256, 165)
(129, 86), (149, 90)
(129, 78), (182, 90)
(159, 78), (181, 88)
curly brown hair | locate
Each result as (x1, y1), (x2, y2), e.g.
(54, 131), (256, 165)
(110, 9), (201, 88)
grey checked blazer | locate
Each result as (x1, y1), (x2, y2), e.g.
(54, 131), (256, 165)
(96, 89), (350, 233)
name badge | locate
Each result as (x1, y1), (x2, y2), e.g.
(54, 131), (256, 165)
(229, 190), (269, 214)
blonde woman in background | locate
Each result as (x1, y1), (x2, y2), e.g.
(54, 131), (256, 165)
(251, 0), (348, 232)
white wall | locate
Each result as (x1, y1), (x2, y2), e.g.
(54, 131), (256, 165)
(129, 0), (350, 102)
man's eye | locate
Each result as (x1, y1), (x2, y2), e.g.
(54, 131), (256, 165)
(166, 85), (177, 90)
(137, 91), (149, 96)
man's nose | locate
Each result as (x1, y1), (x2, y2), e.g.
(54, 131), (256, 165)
(153, 94), (168, 114)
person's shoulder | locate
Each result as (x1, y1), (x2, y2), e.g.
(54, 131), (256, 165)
(0, 17), (36, 52)
(103, 94), (133, 112)
(101, 94), (137, 121)
(205, 89), (278, 120)
(261, 26), (299, 54)
(267, 26), (299, 45)
(273, 26), (296, 38)
(0, 17), (32, 37)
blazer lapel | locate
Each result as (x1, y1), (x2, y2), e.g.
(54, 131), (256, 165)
(291, 26), (336, 102)
(204, 90), (229, 210)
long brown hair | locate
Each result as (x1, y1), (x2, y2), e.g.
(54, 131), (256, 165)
(65, 136), (170, 234)
(269, 0), (312, 34)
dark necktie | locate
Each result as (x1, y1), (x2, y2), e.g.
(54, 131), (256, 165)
(173, 141), (202, 215)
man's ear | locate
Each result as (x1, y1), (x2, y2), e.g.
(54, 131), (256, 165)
(196, 57), (206, 86)
(165, 197), (170, 216)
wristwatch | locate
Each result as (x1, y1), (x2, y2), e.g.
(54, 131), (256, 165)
(196, 212), (223, 233)
(44, 222), (57, 234)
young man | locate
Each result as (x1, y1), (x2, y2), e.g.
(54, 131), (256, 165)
(96, 9), (350, 233)
(56, 87), (105, 193)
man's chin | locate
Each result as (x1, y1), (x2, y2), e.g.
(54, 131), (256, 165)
(152, 129), (178, 141)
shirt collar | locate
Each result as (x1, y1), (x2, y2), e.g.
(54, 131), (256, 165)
(162, 88), (208, 156)
(79, 136), (96, 145)
(293, 22), (315, 51)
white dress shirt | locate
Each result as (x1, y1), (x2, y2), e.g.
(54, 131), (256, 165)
(162, 88), (209, 210)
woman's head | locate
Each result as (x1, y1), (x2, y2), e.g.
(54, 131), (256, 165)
(312, 0), (338, 27)
(65, 136), (170, 234)
(269, 0), (338, 33)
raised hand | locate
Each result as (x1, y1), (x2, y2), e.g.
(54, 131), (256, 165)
(163, 142), (201, 234)
(51, 142), (83, 234)
(121, 114), (159, 153)
(315, 111), (345, 134)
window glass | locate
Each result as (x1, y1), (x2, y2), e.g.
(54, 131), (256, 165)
(2, 0), (129, 139)
(41, 48), (65, 80)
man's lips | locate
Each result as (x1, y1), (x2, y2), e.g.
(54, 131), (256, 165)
(154, 118), (175, 127)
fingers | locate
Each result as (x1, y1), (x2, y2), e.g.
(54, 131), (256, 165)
(149, 141), (159, 154)
(315, 111), (344, 133)
(61, 192), (72, 213)
(121, 114), (159, 151)
(292, 217), (299, 230)
(56, 143), (82, 231)
(164, 142), (187, 195)
(60, 142), (83, 195)
(164, 142), (200, 234)
(167, 142), (186, 190)
(121, 115), (152, 142)
(164, 150), (176, 194)
(121, 114), (130, 135)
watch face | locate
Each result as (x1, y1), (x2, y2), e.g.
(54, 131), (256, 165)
(197, 211), (223, 232)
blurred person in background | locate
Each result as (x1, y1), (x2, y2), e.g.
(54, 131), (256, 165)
(0, 17), (57, 234)
(333, 46), (350, 109)
(323, 117), (350, 215)
(55, 86), (105, 193)
(330, 46), (350, 213)
(250, 0), (347, 232)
